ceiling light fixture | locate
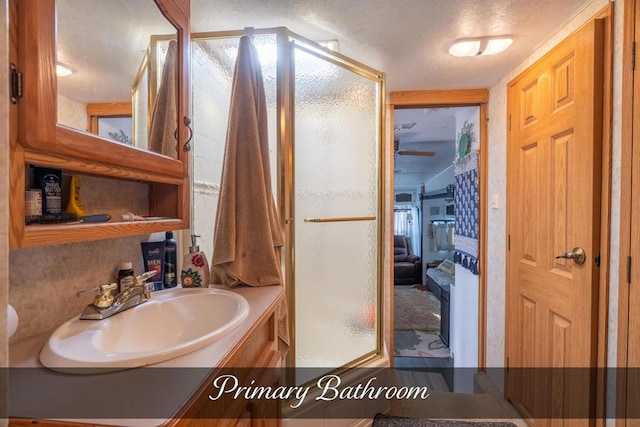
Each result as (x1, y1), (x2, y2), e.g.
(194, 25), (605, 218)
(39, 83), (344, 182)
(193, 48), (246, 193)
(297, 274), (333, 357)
(448, 36), (514, 57)
(56, 63), (73, 77)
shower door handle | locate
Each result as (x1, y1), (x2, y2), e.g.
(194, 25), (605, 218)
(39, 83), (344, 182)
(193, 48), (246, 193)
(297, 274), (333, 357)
(304, 216), (376, 223)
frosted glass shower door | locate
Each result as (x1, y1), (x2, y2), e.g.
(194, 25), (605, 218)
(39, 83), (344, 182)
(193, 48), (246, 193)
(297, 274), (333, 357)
(293, 45), (381, 370)
(190, 29), (383, 381)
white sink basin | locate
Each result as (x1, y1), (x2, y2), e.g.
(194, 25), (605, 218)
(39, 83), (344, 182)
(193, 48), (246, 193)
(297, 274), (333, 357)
(40, 287), (249, 371)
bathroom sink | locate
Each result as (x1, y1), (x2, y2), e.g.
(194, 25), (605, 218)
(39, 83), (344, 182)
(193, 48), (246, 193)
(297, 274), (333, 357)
(40, 287), (249, 371)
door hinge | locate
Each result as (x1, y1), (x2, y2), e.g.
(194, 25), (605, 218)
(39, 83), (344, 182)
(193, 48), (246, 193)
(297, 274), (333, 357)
(506, 356), (510, 373)
(10, 63), (22, 104)
(627, 256), (632, 284)
(508, 114), (511, 131)
(595, 252), (600, 267)
(633, 41), (637, 71)
(508, 234), (511, 251)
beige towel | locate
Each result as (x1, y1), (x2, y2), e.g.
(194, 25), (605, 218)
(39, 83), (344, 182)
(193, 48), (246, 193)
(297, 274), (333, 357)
(211, 35), (289, 354)
(149, 39), (178, 159)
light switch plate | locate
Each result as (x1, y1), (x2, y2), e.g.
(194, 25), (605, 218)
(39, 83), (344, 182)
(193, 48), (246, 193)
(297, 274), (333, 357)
(491, 193), (500, 209)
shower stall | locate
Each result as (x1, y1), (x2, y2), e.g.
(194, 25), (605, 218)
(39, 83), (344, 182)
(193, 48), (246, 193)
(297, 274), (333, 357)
(190, 28), (385, 385)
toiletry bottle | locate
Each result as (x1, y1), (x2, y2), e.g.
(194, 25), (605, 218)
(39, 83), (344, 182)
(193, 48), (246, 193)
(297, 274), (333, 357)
(35, 167), (62, 214)
(142, 240), (165, 291)
(181, 235), (210, 288)
(163, 231), (178, 288)
(66, 175), (87, 217)
(121, 212), (145, 221)
(117, 262), (135, 293)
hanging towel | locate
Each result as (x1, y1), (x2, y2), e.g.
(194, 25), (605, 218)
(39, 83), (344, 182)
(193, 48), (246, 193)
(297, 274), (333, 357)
(149, 39), (178, 159)
(211, 35), (289, 353)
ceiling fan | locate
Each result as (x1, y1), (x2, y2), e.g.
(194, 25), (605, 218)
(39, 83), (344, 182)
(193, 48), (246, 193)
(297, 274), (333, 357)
(394, 140), (435, 157)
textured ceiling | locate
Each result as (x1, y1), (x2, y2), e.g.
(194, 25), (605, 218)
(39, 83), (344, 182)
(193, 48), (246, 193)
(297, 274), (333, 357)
(189, 0), (589, 189)
(191, 0), (589, 91)
(58, 0), (590, 100)
(56, 0), (591, 189)
(56, 0), (176, 104)
(394, 107), (477, 188)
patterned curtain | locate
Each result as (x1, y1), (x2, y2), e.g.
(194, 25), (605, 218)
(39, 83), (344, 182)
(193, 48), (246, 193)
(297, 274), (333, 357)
(453, 121), (479, 275)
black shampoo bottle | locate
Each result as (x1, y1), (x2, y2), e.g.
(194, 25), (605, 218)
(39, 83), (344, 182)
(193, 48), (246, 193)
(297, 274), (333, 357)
(163, 231), (177, 288)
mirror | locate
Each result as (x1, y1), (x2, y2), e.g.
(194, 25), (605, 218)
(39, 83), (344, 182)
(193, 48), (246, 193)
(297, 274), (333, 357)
(11, 0), (191, 249)
(56, 0), (178, 158)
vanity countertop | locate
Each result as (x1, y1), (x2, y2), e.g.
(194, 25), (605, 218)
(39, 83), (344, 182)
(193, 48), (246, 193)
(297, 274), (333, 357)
(8, 284), (284, 426)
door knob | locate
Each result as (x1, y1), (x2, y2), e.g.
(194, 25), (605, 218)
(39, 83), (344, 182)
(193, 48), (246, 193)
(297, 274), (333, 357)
(555, 247), (586, 265)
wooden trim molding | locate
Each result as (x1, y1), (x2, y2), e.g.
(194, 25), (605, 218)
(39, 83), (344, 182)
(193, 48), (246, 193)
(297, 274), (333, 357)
(617, 0), (636, 425)
(389, 89), (489, 369)
(387, 105), (395, 366)
(86, 102), (133, 134)
(593, 5), (614, 427)
(390, 89), (489, 106)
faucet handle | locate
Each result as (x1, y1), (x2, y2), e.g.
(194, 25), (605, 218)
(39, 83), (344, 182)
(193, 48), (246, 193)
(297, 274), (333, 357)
(77, 283), (117, 308)
(113, 274), (155, 307)
(135, 270), (158, 285)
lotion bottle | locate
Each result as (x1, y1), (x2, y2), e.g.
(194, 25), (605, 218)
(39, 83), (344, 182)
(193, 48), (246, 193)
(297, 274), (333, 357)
(116, 262), (135, 293)
(181, 235), (210, 288)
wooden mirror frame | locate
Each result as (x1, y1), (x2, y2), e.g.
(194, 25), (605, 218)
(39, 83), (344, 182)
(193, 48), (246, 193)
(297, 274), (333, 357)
(17, 0), (190, 172)
(10, 0), (191, 248)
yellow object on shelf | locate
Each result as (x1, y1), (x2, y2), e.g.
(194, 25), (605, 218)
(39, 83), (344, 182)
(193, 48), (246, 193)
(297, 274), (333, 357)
(66, 175), (87, 217)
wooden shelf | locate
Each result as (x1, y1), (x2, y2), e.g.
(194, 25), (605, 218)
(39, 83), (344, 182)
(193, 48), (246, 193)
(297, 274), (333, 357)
(23, 146), (185, 186)
(20, 219), (185, 248)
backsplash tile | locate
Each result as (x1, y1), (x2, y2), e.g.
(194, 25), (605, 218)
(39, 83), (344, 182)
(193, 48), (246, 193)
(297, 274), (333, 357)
(9, 235), (149, 343)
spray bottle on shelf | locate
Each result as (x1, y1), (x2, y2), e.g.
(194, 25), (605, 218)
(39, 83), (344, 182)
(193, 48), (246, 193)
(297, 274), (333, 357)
(181, 235), (210, 287)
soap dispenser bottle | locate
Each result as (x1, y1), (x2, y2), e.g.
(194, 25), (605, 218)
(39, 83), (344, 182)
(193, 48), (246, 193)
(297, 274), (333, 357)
(181, 235), (210, 288)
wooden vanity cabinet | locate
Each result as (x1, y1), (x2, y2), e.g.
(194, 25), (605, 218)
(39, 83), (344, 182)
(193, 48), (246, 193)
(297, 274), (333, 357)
(9, 293), (284, 427)
(174, 307), (282, 427)
(8, 0), (191, 248)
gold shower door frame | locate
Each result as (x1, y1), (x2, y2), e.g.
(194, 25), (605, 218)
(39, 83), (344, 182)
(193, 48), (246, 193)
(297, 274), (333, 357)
(191, 27), (386, 383)
(284, 32), (386, 383)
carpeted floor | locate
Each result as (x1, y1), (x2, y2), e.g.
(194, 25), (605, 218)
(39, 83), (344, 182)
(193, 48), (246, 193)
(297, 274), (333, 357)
(394, 286), (441, 331)
(394, 330), (451, 358)
(372, 413), (518, 427)
(383, 372), (526, 425)
(394, 285), (450, 358)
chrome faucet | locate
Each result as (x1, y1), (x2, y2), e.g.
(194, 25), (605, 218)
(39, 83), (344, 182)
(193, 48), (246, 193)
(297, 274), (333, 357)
(77, 271), (156, 320)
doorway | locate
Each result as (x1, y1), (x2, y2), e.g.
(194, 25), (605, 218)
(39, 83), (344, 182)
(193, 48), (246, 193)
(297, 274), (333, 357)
(393, 107), (480, 375)
(390, 90), (489, 394)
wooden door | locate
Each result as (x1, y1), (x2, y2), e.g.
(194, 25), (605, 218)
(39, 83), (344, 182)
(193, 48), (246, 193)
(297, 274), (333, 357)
(506, 17), (604, 424)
